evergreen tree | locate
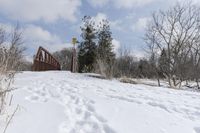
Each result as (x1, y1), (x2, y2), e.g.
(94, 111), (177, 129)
(78, 16), (97, 72)
(96, 19), (115, 77)
(97, 19), (115, 60)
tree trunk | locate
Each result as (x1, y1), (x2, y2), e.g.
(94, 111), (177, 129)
(168, 76), (172, 87)
(186, 80), (188, 86)
(196, 79), (200, 89)
(157, 78), (161, 87)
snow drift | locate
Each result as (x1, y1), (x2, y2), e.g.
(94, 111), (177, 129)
(1, 71), (200, 133)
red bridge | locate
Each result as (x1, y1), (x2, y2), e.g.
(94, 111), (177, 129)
(32, 47), (61, 71)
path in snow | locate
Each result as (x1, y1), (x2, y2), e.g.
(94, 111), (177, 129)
(3, 71), (200, 133)
(14, 72), (116, 133)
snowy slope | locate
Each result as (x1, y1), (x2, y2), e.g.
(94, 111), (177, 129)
(1, 71), (200, 133)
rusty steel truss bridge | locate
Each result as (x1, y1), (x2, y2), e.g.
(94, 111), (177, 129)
(32, 46), (61, 71)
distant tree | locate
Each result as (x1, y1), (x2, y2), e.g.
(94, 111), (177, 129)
(96, 19), (115, 78)
(53, 48), (73, 70)
(137, 59), (151, 78)
(114, 48), (137, 78)
(78, 16), (97, 72)
(18, 60), (32, 71)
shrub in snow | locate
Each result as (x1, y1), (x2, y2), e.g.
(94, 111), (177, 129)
(0, 25), (24, 133)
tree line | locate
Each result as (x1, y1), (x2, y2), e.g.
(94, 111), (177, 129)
(53, 2), (200, 89)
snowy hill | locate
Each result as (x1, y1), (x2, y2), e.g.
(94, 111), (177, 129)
(1, 71), (200, 133)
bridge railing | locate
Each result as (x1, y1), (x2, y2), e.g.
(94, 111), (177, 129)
(32, 47), (61, 71)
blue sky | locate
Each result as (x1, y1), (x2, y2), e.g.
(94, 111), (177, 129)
(0, 0), (198, 61)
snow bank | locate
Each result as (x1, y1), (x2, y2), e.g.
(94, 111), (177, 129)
(1, 71), (200, 133)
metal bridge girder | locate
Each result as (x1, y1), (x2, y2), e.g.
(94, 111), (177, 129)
(32, 46), (61, 71)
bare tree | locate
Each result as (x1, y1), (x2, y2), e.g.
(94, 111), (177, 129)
(0, 25), (25, 132)
(145, 2), (200, 88)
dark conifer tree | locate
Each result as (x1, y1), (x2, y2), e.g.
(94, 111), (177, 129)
(78, 16), (97, 72)
(96, 19), (115, 76)
(97, 19), (115, 59)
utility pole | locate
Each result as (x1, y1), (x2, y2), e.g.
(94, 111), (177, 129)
(71, 37), (77, 73)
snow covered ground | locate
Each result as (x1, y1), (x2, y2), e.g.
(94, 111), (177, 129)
(1, 71), (200, 133)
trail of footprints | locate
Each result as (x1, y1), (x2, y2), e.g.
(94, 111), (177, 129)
(25, 80), (116, 133)
(24, 78), (200, 133)
(59, 82), (116, 133)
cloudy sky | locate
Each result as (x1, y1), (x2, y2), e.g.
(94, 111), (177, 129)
(0, 0), (199, 61)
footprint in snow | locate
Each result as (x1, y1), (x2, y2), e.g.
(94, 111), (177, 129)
(194, 127), (200, 133)
(25, 95), (47, 102)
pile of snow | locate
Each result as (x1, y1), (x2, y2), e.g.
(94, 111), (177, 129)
(1, 71), (200, 133)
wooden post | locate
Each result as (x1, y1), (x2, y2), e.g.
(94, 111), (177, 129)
(71, 38), (77, 73)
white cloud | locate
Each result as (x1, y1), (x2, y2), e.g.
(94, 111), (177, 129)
(131, 17), (151, 31)
(79, 13), (107, 29)
(112, 39), (121, 54)
(93, 13), (107, 22)
(110, 20), (123, 31)
(92, 13), (108, 27)
(87, 0), (109, 7)
(88, 0), (157, 8)
(114, 0), (156, 8)
(0, 0), (81, 23)
(133, 50), (146, 59)
(91, 13), (124, 31)
(23, 25), (71, 52)
(24, 25), (60, 43)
